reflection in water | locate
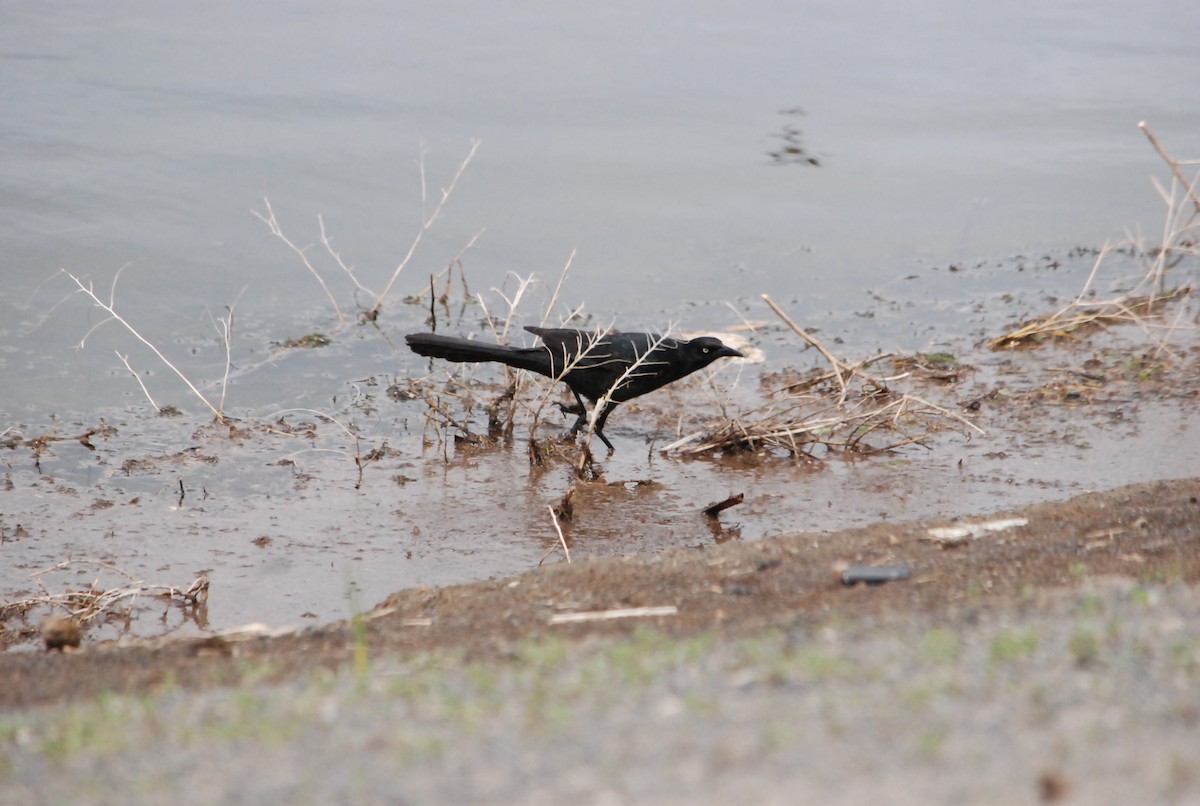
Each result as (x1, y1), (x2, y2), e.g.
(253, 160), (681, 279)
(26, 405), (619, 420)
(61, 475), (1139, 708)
(705, 516), (742, 544)
(768, 107), (821, 167)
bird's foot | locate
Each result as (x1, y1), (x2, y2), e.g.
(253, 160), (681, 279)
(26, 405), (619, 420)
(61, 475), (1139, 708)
(560, 424), (615, 454)
(555, 401), (585, 417)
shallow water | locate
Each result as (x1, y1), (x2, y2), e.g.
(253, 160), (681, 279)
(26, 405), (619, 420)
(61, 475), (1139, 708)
(2, 2), (1199, 643)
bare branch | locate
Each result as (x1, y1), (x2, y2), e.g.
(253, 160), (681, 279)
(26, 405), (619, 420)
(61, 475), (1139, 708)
(548, 505), (571, 564)
(365, 139), (481, 321)
(252, 198), (346, 328)
(64, 269), (223, 420)
(319, 213), (375, 298)
(114, 352), (159, 413)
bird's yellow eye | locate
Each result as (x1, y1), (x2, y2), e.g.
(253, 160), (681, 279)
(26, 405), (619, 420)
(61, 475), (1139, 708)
(702, 347), (710, 354)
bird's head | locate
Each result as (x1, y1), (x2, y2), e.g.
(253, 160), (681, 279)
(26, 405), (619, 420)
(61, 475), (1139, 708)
(687, 336), (744, 366)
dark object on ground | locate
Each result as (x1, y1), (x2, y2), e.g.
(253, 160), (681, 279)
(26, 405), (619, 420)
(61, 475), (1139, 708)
(40, 616), (82, 652)
(406, 326), (743, 451)
(837, 565), (911, 586)
(704, 493), (745, 518)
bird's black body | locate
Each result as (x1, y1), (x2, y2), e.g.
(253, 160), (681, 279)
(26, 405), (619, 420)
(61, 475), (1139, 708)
(405, 326), (742, 450)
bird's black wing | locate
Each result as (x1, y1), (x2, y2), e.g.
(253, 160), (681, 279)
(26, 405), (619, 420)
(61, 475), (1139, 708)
(522, 326), (621, 372)
(523, 326), (685, 402)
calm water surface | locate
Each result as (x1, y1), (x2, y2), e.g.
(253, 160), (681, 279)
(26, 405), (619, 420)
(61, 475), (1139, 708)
(4, 1), (1198, 414)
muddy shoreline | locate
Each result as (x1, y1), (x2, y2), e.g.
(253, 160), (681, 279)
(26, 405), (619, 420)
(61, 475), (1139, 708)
(3, 474), (1197, 711)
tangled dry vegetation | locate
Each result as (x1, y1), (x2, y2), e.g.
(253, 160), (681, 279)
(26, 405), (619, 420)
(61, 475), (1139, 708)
(0, 559), (209, 651)
(989, 123), (1197, 355)
(660, 295), (983, 457)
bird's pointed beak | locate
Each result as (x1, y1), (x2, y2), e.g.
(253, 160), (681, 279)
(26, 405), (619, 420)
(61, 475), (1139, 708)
(719, 345), (744, 358)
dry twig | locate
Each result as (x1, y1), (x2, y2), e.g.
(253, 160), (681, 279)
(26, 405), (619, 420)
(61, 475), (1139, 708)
(547, 505), (571, 564)
(549, 606), (678, 624)
(253, 199), (347, 328)
(365, 139), (481, 322)
(64, 268), (226, 420)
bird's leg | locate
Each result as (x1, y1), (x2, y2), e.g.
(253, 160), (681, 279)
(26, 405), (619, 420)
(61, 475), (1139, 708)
(591, 402), (617, 453)
(561, 393), (616, 452)
(562, 391), (590, 436)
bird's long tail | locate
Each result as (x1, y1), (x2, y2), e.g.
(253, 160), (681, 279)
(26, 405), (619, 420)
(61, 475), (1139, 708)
(405, 332), (545, 373)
